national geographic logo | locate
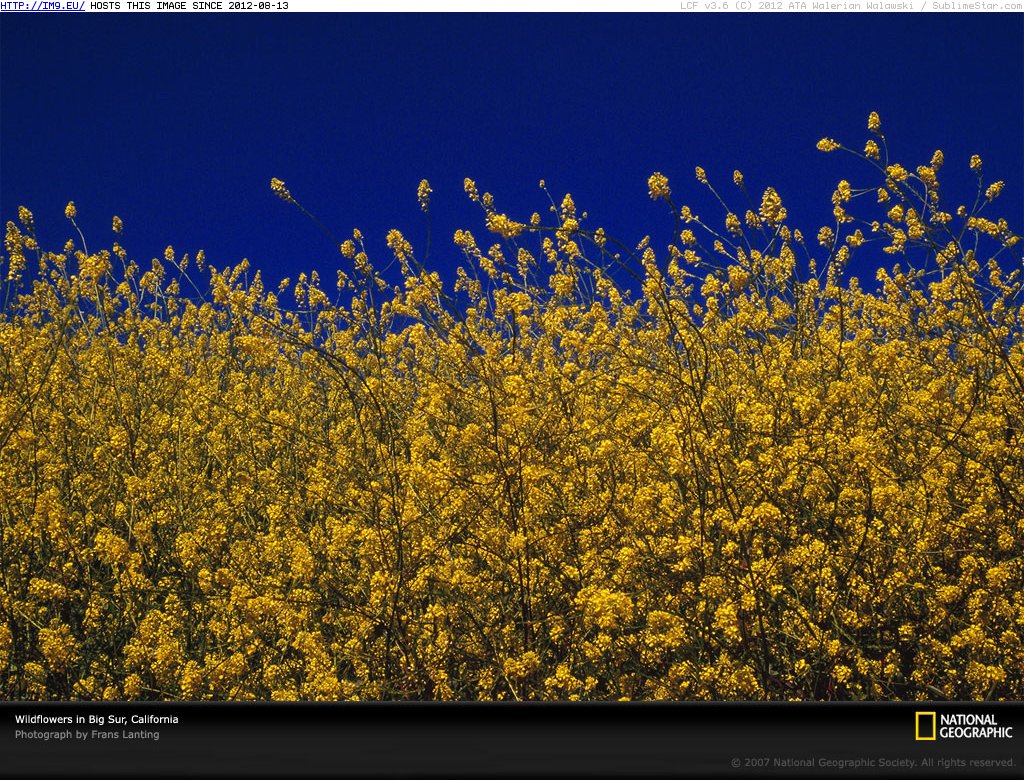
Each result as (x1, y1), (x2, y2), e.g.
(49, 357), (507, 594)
(916, 712), (1014, 741)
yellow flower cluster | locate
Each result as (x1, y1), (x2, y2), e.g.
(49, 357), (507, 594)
(417, 179), (432, 213)
(1, 121), (1021, 703)
(269, 178), (293, 203)
(648, 172), (671, 202)
(758, 187), (787, 227)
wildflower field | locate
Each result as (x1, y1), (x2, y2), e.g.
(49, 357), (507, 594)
(2, 116), (1021, 701)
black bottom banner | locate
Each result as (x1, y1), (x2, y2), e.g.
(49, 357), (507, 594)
(1, 702), (1021, 778)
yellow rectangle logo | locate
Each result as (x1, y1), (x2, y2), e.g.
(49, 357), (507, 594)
(916, 711), (937, 740)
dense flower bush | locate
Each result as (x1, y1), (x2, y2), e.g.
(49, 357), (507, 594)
(2, 115), (1021, 701)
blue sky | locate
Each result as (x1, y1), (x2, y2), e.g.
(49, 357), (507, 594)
(2, 12), (1022, 297)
